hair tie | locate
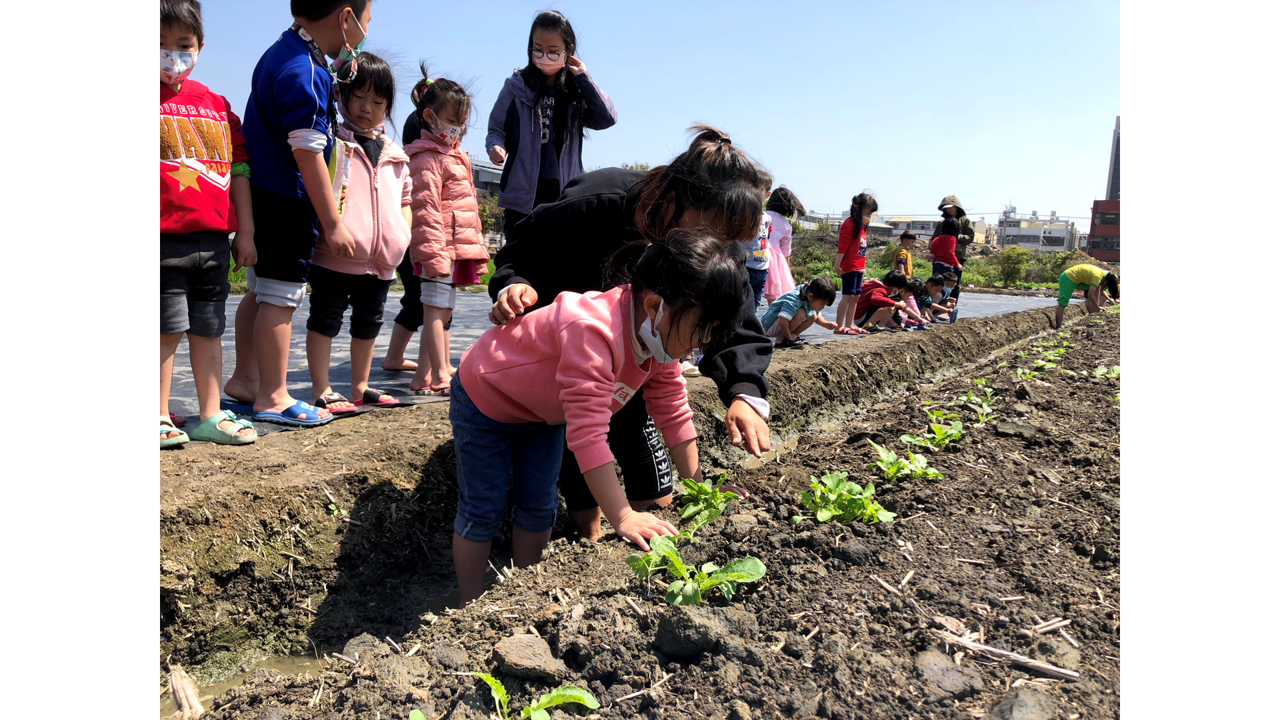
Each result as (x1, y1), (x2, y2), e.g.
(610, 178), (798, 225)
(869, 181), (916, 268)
(718, 136), (732, 145)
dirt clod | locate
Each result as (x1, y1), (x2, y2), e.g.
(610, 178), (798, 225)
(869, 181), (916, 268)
(492, 633), (566, 681)
(994, 421), (1039, 443)
(729, 699), (753, 720)
(989, 686), (1060, 720)
(915, 648), (984, 698)
(654, 605), (759, 659)
(433, 643), (468, 669)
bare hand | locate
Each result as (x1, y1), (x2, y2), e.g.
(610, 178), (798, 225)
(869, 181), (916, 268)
(567, 56), (587, 75)
(327, 222), (357, 259)
(488, 145), (507, 165)
(615, 511), (677, 551)
(231, 231), (257, 272)
(488, 283), (538, 325)
(895, 301), (906, 309)
(726, 398), (771, 458)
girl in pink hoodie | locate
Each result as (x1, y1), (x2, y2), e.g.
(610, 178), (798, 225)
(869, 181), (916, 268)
(449, 229), (744, 605)
(403, 70), (491, 397)
(304, 53), (411, 413)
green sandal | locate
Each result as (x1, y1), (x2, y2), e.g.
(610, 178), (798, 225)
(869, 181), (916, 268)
(161, 416), (189, 449)
(189, 410), (258, 446)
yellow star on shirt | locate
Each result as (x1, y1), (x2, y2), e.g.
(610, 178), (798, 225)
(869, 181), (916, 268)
(167, 160), (202, 192)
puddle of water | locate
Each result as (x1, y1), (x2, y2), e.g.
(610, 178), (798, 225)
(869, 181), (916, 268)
(741, 437), (800, 469)
(161, 655), (322, 717)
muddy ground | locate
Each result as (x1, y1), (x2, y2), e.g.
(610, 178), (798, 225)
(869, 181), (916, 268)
(161, 304), (1117, 719)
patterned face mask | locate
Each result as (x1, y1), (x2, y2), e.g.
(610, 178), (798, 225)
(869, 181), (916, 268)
(426, 110), (465, 144)
(161, 48), (198, 85)
(333, 10), (368, 84)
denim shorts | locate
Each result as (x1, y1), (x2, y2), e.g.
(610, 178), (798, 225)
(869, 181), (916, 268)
(160, 231), (230, 336)
(449, 374), (566, 542)
(250, 185), (320, 284)
(841, 270), (864, 296)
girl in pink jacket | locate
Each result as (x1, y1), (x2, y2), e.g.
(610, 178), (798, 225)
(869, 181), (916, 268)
(403, 71), (491, 397)
(304, 53), (411, 413)
(448, 229), (744, 605)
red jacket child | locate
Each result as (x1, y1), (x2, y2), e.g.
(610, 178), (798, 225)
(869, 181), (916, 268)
(930, 233), (959, 268)
(853, 278), (900, 322)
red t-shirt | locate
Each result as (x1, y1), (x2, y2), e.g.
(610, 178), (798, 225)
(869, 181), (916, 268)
(161, 79), (249, 234)
(930, 234), (959, 267)
(853, 279), (898, 320)
(837, 217), (867, 274)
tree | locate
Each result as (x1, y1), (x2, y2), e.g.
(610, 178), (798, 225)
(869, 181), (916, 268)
(476, 191), (501, 236)
(994, 247), (1033, 287)
(621, 162), (651, 171)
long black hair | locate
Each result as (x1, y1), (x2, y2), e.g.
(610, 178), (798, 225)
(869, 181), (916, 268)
(1102, 273), (1120, 301)
(606, 228), (744, 347)
(522, 11), (586, 115)
(848, 192), (878, 242)
(765, 187), (806, 219)
(636, 124), (773, 243)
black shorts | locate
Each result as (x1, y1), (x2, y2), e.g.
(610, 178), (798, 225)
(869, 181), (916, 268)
(250, 185), (321, 284)
(305, 264), (393, 340)
(558, 385), (674, 511)
(160, 231), (231, 337)
(392, 249), (424, 330)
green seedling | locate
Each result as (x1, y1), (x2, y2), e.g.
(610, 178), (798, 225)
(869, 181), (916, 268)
(1016, 351), (1029, 358)
(1032, 359), (1057, 370)
(975, 403), (997, 425)
(1114, 393), (1120, 408)
(791, 471), (896, 525)
(1059, 369), (1077, 377)
(902, 421), (964, 451)
(1093, 365), (1120, 379)
(626, 535), (766, 605)
(410, 711), (426, 720)
(926, 407), (960, 424)
(972, 378), (990, 387)
(1014, 367), (1041, 380)
(866, 440), (909, 482)
(461, 672), (600, 720)
(903, 452), (944, 480)
(997, 361), (1009, 368)
(327, 502), (348, 518)
(1057, 332), (1070, 338)
(678, 472), (739, 535)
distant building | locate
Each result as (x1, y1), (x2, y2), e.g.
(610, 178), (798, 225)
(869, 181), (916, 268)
(1087, 117), (1121, 262)
(886, 216), (989, 247)
(996, 207), (1081, 253)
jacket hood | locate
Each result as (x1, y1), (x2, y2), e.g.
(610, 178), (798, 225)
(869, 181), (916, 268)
(336, 126), (409, 164)
(504, 70), (537, 103)
(938, 195), (966, 216)
(404, 132), (459, 159)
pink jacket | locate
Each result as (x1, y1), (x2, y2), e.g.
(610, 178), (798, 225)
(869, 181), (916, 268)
(459, 286), (697, 473)
(313, 127), (413, 280)
(405, 134), (490, 278)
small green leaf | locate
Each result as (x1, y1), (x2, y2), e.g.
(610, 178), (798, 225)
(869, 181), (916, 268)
(527, 686), (601, 714)
(711, 557), (767, 583)
(816, 507), (835, 523)
(410, 711), (427, 720)
(665, 579), (685, 605)
(682, 582), (702, 606)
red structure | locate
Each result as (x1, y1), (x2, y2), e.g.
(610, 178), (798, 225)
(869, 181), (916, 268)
(1088, 200), (1119, 263)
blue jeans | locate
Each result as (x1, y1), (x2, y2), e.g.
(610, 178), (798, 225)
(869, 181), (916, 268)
(449, 374), (566, 542)
(746, 267), (767, 309)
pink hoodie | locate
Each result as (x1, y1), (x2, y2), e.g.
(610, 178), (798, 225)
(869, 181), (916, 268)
(312, 127), (413, 280)
(459, 286), (697, 473)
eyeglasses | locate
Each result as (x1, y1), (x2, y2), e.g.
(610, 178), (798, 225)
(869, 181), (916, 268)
(531, 50), (564, 61)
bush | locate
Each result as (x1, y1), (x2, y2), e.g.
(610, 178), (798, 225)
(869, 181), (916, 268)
(994, 247), (1033, 287)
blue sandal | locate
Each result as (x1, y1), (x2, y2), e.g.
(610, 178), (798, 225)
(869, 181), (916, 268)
(252, 400), (334, 427)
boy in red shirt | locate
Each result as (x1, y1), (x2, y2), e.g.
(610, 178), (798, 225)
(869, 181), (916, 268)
(833, 192), (877, 332)
(928, 217), (963, 279)
(854, 270), (911, 331)
(160, 0), (257, 447)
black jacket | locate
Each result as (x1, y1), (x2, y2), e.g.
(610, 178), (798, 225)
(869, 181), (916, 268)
(489, 167), (772, 406)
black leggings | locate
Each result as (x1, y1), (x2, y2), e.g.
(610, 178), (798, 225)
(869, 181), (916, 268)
(558, 385), (674, 512)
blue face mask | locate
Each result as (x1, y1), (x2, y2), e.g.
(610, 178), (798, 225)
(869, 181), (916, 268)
(639, 299), (678, 364)
(333, 10), (368, 83)
(942, 287), (953, 299)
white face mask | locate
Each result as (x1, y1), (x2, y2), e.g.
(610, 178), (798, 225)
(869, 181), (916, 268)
(639, 299), (678, 364)
(161, 48), (198, 85)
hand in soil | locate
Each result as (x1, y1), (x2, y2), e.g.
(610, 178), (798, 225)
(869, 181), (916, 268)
(725, 398), (771, 457)
(614, 511), (677, 551)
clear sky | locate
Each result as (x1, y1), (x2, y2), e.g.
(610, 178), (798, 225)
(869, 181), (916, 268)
(190, 0), (1118, 225)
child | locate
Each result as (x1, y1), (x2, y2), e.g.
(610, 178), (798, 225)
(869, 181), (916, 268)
(224, 0), (372, 426)
(853, 270), (910, 331)
(834, 192), (878, 332)
(742, 198), (771, 309)
(929, 217), (963, 282)
(303, 53), (410, 413)
(160, 0), (257, 447)
(761, 187), (806, 305)
(403, 70), (489, 396)
(890, 231), (915, 278)
(449, 229), (742, 605)
(760, 277), (838, 346)
(1054, 264), (1119, 328)
(883, 277), (929, 329)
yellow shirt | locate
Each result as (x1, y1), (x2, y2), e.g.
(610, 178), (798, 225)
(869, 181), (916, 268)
(1065, 263), (1107, 288)
(889, 247), (913, 277)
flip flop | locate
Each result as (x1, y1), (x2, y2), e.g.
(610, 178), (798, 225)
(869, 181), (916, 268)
(252, 400), (334, 427)
(862, 326), (886, 334)
(354, 387), (401, 407)
(313, 392), (359, 414)
(220, 398), (255, 416)
(169, 412), (187, 428)
(380, 361), (418, 372)
(412, 385), (450, 397)
(161, 416), (189, 449)
(189, 410), (258, 445)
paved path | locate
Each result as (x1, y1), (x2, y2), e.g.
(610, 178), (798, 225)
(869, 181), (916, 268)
(168, 289), (1069, 418)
